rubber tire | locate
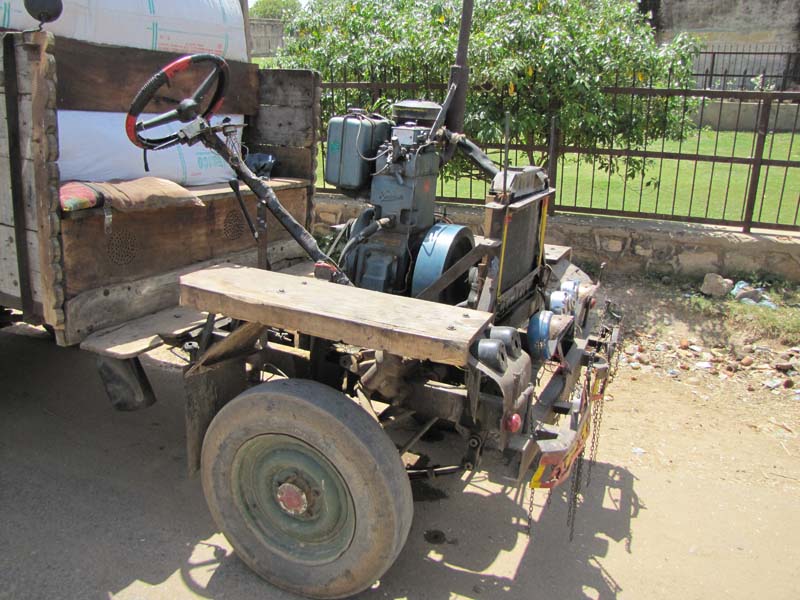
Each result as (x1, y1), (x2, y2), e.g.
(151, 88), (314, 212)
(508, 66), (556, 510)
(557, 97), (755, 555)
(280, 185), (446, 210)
(201, 379), (414, 599)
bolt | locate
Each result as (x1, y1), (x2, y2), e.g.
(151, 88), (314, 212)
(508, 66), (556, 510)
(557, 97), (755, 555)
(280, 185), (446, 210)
(447, 325), (456, 331)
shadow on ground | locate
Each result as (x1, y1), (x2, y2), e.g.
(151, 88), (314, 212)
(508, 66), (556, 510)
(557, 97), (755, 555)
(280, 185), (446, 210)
(0, 329), (640, 600)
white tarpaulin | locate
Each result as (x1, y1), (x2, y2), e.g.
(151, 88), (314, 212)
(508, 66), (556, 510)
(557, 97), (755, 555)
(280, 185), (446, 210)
(4, 1), (248, 185)
(4, 1), (248, 60)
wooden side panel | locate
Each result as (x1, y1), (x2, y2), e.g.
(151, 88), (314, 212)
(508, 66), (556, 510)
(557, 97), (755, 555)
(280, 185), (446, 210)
(251, 106), (315, 147)
(0, 32), (62, 327)
(54, 38), (259, 115)
(245, 69), (321, 216)
(60, 186), (307, 298)
(180, 266), (493, 367)
(0, 223), (41, 304)
(61, 239), (306, 345)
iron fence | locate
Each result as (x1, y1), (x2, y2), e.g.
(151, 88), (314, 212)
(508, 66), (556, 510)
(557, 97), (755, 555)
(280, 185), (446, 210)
(317, 73), (800, 233)
(692, 44), (800, 91)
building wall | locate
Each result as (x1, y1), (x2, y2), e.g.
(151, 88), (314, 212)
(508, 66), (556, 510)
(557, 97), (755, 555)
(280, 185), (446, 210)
(250, 18), (285, 58)
(657, 0), (799, 45)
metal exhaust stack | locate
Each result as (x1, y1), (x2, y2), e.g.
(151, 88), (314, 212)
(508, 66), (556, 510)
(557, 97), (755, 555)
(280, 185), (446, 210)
(444, 0), (474, 134)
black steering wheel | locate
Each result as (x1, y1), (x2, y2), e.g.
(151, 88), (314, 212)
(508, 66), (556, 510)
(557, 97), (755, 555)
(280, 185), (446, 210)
(125, 53), (229, 150)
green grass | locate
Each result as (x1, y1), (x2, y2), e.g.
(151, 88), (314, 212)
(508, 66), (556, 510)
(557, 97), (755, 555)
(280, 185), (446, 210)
(316, 131), (799, 226)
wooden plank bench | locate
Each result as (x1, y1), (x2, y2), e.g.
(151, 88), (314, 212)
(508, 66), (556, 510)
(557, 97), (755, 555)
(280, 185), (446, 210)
(180, 266), (494, 367)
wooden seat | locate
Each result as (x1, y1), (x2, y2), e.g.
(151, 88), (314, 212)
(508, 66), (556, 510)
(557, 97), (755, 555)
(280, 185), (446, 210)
(180, 265), (494, 367)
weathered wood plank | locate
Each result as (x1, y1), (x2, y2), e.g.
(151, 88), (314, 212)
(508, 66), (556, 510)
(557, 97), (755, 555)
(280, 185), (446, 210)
(544, 244), (572, 264)
(0, 156), (42, 229)
(189, 177), (308, 200)
(60, 178), (310, 221)
(61, 240), (305, 346)
(256, 70), (321, 108)
(249, 105), (316, 147)
(28, 32), (63, 328)
(0, 223), (42, 303)
(180, 266), (493, 367)
(80, 305), (212, 359)
(54, 38), (259, 115)
(60, 186), (307, 297)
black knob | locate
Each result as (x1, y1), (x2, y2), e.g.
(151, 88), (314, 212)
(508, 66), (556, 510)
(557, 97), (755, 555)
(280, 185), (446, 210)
(24, 0), (63, 24)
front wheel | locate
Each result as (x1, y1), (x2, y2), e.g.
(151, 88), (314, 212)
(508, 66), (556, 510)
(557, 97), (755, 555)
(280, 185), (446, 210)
(201, 379), (413, 599)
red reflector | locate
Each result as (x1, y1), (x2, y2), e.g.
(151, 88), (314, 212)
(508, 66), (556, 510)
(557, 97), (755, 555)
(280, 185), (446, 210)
(590, 297), (597, 309)
(504, 413), (522, 433)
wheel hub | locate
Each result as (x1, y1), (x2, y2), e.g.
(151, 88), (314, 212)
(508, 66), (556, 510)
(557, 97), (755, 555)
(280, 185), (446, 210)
(231, 433), (356, 564)
(276, 481), (309, 516)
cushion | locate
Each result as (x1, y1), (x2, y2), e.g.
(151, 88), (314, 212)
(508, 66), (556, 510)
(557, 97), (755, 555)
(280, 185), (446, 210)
(60, 177), (204, 213)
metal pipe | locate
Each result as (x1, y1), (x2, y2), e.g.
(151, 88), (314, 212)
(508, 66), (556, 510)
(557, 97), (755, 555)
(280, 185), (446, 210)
(399, 417), (439, 455)
(444, 0), (474, 133)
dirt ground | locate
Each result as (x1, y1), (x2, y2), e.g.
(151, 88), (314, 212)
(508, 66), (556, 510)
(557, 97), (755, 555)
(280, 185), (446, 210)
(1, 275), (799, 600)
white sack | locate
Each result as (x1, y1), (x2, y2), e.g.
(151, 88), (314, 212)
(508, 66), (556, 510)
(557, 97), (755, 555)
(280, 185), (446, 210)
(5, 0), (247, 61)
(57, 111), (244, 185)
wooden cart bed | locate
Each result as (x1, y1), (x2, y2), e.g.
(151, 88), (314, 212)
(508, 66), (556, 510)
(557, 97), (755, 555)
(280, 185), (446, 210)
(0, 31), (322, 349)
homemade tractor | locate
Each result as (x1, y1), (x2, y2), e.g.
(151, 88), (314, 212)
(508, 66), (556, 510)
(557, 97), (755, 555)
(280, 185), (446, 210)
(122, 3), (621, 598)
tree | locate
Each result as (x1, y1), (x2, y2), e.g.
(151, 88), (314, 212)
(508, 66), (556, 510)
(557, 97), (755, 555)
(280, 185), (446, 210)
(250, 0), (301, 20)
(279, 0), (699, 177)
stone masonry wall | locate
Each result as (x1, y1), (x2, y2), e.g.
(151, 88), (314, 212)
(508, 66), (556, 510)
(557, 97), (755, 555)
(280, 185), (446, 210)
(313, 193), (800, 281)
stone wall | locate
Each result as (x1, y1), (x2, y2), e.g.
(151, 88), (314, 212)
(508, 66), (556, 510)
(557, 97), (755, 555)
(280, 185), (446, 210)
(313, 193), (800, 281)
(694, 100), (799, 132)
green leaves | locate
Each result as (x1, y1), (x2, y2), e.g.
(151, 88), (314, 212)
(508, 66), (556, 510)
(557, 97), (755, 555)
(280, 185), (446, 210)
(250, 0), (301, 20)
(279, 0), (699, 179)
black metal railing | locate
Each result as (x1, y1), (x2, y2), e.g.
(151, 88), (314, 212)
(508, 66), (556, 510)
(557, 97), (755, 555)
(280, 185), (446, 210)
(692, 44), (800, 91)
(316, 72), (800, 233)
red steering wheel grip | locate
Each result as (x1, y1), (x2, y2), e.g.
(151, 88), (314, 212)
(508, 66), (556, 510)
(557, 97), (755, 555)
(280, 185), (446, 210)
(125, 54), (230, 149)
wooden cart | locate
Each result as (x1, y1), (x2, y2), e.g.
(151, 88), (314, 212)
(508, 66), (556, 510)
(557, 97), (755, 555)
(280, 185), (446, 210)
(0, 30), (318, 353)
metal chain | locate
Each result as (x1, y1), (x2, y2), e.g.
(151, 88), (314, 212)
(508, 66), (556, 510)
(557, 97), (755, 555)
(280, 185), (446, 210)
(526, 383), (540, 536)
(586, 385), (605, 487)
(566, 451), (584, 542)
(527, 487), (536, 535)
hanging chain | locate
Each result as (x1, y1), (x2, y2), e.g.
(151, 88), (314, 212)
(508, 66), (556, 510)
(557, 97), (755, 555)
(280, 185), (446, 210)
(527, 487), (536, 535)
(586, 381), (605, 487)
(566, 368), (591, 541)
(586, 303), (622, 486)
(566, 450), (584, 542)
(526, 383), (540, 536)
(585, 351), (601, 487)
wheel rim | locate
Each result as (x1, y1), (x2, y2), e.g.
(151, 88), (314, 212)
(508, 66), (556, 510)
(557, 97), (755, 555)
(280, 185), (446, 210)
(231, 433), (356, 565)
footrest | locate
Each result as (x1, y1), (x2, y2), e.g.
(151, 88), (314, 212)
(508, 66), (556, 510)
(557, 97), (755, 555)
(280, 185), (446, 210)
(80, 306), (212, 359)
